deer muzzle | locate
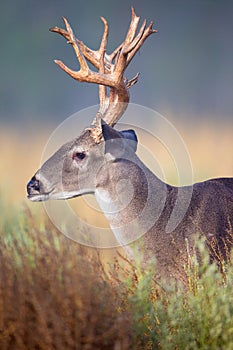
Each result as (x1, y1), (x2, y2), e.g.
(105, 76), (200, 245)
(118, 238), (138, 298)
(27, 174), (52, 202)
(27, 176), (40, 195)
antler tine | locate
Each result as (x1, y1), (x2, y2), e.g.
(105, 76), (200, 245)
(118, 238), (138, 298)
(112, 7), (140, 82)
(123, 7), (140, 46)
(63, 17), (89, 72)
(126, 21), (157, 68)
(95, 16), (109, 125)
(99, 16), (109, 51)
(126, 72), (140, 88)
(124, 19), (147, 54)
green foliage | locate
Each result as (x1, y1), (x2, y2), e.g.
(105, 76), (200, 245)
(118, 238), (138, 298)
(113, 244), (233, 350)
(0, 200), (233, 349)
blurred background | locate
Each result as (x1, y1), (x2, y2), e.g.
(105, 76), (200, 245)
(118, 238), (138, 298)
(0, 0), (232, 205)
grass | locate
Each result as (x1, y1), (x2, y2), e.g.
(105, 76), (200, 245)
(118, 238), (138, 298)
(0, 200), (233, 350)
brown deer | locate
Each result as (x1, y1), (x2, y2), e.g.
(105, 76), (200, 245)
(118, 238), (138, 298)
(27, 8), (233, 284)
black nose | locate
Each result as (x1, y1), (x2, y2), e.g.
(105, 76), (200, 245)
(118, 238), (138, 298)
(27, 176), (40, 195)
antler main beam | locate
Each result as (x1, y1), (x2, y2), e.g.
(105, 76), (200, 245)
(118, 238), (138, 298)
(50, 7), (157, 140)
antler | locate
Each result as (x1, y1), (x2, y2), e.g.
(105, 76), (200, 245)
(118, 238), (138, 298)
(50, 7), (157, 142)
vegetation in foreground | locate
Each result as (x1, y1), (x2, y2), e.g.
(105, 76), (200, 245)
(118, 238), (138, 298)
(0, 201), (233, 350)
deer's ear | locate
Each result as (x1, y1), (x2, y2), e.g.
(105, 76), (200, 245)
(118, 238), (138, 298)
(101, 120), (124, 158)
(101, 120), (122, 141)
(101, 120), (138, 158)
(120, 129), (138, 152)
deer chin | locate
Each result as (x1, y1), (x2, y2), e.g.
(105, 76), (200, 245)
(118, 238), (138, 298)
(27, 192), (52, 202)
(28, 189), (94, 202)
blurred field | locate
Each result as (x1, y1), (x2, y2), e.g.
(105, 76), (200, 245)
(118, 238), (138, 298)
(177, 120), (233, 181)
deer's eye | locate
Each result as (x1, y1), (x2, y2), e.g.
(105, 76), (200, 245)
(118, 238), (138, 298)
(73, 152), (86, 161)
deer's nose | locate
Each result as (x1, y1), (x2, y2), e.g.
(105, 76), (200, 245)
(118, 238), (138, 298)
(27, 175), (40, 195)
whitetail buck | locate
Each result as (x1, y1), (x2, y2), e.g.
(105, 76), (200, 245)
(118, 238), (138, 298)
(27, 8), (233, 284)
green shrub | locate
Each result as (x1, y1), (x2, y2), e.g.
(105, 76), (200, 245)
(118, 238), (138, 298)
(112, 243), (233, 350)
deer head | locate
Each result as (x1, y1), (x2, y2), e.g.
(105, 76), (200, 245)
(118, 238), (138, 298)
(27, 8), (156, 204)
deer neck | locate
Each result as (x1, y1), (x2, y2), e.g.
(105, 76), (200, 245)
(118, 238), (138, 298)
(95, 155), (168, 247)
